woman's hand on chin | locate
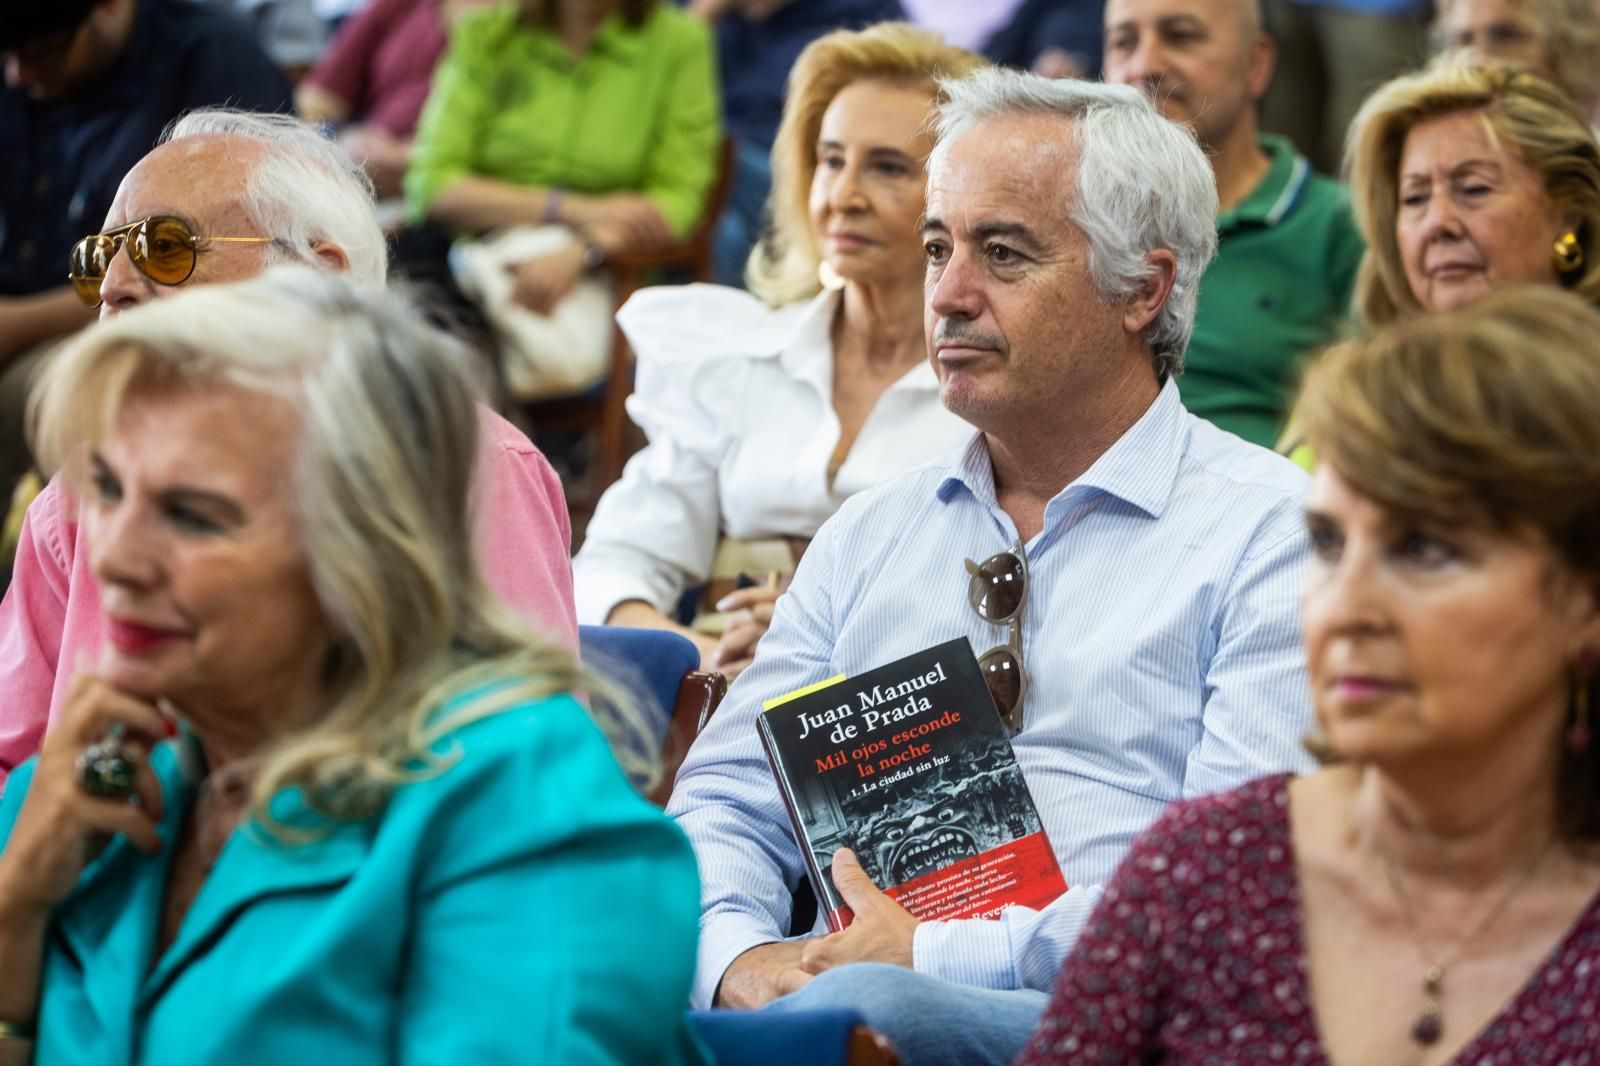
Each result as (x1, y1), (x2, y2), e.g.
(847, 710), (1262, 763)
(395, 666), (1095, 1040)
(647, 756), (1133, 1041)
(0, 675), (175, 917)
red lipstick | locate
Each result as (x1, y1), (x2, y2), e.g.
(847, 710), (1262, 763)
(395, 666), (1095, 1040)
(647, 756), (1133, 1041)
(106, 618), (183, 655)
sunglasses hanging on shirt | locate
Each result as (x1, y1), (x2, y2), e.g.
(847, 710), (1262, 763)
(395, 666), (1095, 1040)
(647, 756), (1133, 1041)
(966, 540), (1029, 731)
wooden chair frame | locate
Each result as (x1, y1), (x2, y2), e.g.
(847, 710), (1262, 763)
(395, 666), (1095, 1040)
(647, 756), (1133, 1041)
(647, 667), (729, 807)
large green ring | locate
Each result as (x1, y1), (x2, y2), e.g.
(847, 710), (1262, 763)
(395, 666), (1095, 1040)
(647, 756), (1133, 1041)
(76, 737), (137, 800)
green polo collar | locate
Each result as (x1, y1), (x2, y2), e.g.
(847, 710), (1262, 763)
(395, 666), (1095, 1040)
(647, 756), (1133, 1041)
(1218, 134), (1311, 232)
(524, 9), (647, 66)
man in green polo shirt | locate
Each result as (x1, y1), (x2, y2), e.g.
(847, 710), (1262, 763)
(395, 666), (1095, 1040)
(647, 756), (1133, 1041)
(1104, 0), (1362, 447)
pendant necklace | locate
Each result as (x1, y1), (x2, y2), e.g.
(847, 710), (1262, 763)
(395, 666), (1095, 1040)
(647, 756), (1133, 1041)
(1374, 835), (1552, 1046)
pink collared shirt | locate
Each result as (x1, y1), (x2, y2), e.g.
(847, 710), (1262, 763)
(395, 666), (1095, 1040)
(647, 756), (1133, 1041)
(0, 405), (576, 779)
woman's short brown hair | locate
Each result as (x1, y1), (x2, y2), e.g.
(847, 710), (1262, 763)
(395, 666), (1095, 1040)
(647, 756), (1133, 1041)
(1345, 57), (1600, 327)
(1297, 284), (1600, 840)
(748, 22), (985, 307)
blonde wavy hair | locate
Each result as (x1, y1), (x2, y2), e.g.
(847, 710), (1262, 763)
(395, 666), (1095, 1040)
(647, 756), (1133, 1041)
(1296, 285), (1600, 840)
(748, 21), (985, 307)
(30, 268), (655, 828)
(1346, 56), (1600, 327)
(1432, 0), (1600, 114)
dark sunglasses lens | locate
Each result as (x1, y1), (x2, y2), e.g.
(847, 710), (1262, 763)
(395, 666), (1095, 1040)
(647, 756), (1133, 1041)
(978, 647), (1024, 721)
(134, 218), (196, 284)
(969, 551), (1026, 622)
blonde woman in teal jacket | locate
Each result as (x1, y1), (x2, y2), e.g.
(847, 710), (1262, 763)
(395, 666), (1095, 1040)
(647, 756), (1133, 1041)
(0, 271), (705, 1066)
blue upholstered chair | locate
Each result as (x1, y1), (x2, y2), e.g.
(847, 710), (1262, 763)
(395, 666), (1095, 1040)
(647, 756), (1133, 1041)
(688, 1008), (900, 1066)
(577, 624), (728, 806)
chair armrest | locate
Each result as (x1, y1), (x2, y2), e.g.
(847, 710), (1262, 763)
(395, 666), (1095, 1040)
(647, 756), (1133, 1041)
(687, 669), (729, 736)
(608, 240), (712, 274)
(648, 669), (728, 806)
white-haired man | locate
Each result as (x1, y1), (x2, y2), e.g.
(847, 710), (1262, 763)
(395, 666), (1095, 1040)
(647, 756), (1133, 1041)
(668, 69), (1313, 1064)
(0, 110), (577, 780)
(1103, 0), (1362, 449)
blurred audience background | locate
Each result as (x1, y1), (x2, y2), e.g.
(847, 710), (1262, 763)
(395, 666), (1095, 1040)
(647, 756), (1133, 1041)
(1103, 0), (1362, 447)
(1431, 0), (1600, 129)
(296, 0), (496, 198)
(1258, 0), (1427, 174)
(7, 1), (1600, 1061)
(400, 0), (720, 402)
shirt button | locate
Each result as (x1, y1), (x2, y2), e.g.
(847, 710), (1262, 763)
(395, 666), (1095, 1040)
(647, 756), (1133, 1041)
(34, 175), (49, 194)
(18, 240), (34, 260)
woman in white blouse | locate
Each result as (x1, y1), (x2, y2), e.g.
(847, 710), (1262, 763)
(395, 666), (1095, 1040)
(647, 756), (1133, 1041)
(573, 22), (983, 678)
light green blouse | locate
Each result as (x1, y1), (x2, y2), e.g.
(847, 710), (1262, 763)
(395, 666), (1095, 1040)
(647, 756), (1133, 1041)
(405, 3), (721, 236)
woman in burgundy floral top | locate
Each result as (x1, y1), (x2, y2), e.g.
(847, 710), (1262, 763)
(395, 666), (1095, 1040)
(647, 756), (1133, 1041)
(1017, 286), (1600, 1066)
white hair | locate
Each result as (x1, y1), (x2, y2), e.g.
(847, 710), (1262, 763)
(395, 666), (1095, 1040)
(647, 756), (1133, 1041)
(162, 109), (388, 286)
(932, 69), (1219, 378)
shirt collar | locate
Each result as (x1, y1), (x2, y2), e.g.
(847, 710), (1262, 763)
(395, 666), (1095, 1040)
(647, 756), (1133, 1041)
(936, 431), (998, 507)
(777, 287), (843, 379)
(1218, 134), (1310, 232)
(936, 377), (1189, 521)
(777, 287), (942, 393)
(527, 10), (646, 65)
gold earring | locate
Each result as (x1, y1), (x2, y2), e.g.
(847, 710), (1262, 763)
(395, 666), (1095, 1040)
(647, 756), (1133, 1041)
(1554, 232), (1584, 274)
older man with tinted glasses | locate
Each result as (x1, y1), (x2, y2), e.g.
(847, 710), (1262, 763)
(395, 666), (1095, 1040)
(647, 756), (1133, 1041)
(0, 110), (578, 783)
(667, 69), (1313, 1066)
(0, 0), (291, 511)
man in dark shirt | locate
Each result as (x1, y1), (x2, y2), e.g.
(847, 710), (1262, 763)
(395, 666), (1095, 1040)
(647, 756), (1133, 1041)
(0, 0), (290, 509)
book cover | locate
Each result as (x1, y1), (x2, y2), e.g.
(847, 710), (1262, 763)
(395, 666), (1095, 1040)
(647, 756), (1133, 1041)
(758, 637), (1067, 932)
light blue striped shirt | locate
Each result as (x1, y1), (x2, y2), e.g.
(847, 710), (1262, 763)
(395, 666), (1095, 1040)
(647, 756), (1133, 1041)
(668, 379), (1315, 1005)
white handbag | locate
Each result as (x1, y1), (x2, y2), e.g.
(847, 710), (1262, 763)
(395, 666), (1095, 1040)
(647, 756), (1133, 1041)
(449, 225), (615, 401)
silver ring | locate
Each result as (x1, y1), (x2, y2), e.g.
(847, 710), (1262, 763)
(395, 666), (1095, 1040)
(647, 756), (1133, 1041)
(76, 730), (137, 801)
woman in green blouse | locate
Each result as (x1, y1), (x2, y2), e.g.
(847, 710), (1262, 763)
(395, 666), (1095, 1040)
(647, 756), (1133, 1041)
(405, 0), (721, 395)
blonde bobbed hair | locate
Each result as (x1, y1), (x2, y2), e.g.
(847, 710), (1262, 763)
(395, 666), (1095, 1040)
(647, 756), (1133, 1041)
(748, 21), (985, 307)
(1346, 56), (1600, 327)
(1297, 285), (1600, 839)
(30, 268), (654, 827)
(1432, 0), (1600, 114)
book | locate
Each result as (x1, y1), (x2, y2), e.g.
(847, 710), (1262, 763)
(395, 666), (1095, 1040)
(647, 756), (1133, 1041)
(759, 637), (1067, 932)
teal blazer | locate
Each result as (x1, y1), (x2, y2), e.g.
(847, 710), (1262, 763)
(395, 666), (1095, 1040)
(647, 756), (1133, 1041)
(0, 691), (708, 1065)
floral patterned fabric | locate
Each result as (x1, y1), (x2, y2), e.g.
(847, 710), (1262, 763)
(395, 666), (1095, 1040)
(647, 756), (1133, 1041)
(1017, 774), (1600, 1065)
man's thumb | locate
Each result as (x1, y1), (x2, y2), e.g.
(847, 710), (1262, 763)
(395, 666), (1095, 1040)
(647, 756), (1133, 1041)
(829, 848), (880, 906)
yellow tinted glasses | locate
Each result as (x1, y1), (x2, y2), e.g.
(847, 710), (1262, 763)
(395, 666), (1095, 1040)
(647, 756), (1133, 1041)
(68, 215), (275, 307)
